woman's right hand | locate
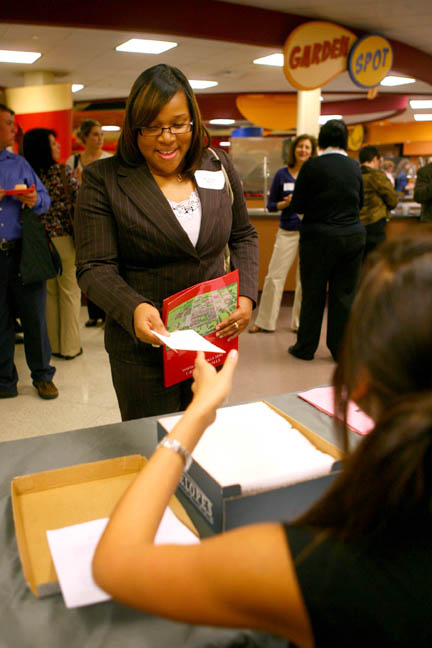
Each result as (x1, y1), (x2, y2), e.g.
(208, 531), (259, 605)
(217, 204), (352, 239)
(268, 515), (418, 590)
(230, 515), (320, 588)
(133, 302), (169, 345)
(189, 350), (238, 426)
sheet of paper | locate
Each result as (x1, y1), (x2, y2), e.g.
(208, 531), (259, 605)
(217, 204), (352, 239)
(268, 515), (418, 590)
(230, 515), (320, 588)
(159, 402), (335, 492)
(297, 386), (374, 435)
(152, 329), (226, 353)
(47, 507), (199, 608)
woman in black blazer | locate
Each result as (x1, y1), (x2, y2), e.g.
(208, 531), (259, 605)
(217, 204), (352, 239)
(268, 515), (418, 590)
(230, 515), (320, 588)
(74, 64), (258, 421)
(288, 119), (365, 362)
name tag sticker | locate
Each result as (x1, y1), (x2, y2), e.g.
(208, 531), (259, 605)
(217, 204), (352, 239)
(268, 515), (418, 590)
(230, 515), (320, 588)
(283, 182), (295, 191)
(195, 170), (225, 190)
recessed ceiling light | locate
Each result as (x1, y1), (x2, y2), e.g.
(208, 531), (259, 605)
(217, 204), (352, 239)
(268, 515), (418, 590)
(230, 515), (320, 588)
(189, 80), (218, 90)
(414, 114), (432, 121)
(410, 100), (432, 109)
(72, 84), (84, 93)
(219, 141), (231, 147)
(0, 49), (41, 64)
(380, 75), (415, 86)
(253, 53), (284, 67)
(318, 115), (342, 125)
(209, 119), (235, 125)
(101, 125), (121, 131)
(115, 39), (177, 54)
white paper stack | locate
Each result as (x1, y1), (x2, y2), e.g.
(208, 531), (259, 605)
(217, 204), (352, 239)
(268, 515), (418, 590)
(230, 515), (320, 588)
(159, 402), (335, 494)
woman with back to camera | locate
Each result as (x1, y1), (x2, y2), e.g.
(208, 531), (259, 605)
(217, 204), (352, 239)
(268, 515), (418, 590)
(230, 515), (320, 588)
(23, 128), (82, 360)
(249, 134), (317, 335)
(93, 229), (432, 647)
(74, 64), (258, 421)
(66, 119), (112, 327)
(288, 119), (365, 362)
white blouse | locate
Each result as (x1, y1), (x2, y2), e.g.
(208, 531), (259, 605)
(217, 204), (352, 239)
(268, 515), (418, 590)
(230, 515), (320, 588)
(168, 190), (202, 247)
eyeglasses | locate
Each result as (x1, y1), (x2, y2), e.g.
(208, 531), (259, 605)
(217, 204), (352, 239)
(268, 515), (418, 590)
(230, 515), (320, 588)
(138, 121), (193, 137)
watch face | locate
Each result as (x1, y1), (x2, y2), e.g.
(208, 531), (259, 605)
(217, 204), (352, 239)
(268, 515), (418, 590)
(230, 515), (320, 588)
(157, 437), (192, 471)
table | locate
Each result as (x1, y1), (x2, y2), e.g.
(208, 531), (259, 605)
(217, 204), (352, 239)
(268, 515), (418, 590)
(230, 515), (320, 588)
(0, 392), (354, 648)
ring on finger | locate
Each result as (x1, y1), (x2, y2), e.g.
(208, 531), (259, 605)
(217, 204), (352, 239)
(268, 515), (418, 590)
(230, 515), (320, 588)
(233, 321), (239, 330)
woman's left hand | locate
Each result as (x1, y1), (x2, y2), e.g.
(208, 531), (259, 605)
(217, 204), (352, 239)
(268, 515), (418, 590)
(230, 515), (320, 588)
(215, 296), (253, 340)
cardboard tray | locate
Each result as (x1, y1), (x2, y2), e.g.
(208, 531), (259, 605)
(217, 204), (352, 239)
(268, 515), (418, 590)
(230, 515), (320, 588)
(11, 455), (197, 598)
(157, 401), (344, 534)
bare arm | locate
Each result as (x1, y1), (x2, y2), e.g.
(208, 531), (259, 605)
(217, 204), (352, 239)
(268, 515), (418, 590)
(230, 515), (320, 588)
(93, 351), (313, 646)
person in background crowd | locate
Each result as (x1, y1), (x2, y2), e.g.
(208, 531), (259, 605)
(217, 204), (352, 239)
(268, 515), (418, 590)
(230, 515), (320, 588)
(359, 145), (398, 260)
(93, 229), (432, 648)
(249, 134), (317, 335)
(74, 64), (258, 421)
(23, 128), (82, 360)
(66, 119), (112, 327)
(413, 157), (432, 222)
(394, 158), (413, 194)
(288, 119), (365, 362)
(0, 104), (58, 400)
(381, 159), (395, 186)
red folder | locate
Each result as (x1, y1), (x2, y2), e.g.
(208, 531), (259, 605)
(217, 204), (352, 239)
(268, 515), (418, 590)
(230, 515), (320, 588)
(162, 270), (239, 387)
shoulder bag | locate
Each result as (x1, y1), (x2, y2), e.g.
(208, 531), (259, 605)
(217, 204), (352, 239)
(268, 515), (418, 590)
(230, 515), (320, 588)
(19, 206), (62, 285)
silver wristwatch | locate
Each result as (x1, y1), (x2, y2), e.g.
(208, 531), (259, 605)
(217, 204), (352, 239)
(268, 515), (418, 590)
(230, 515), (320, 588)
(156, 437), (193, 471)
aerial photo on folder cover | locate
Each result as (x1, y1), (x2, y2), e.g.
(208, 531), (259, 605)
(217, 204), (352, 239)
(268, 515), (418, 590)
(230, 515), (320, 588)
(162, 270), (239, 387)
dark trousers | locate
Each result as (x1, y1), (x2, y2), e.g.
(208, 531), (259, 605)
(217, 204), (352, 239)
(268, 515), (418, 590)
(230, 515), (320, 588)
(0, 249), (55, 393)
(110, 351), (194, 421)
(295, 232), (366, 360)
(87, 298), (105, 321)
(364, 218), (387, 261)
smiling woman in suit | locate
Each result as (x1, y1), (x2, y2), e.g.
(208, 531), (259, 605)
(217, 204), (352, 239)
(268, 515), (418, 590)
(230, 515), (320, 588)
(74, 64), (258, 421)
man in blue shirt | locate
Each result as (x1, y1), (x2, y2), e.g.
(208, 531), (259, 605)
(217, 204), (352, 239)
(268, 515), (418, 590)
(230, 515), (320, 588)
(0, 103), (59, 399)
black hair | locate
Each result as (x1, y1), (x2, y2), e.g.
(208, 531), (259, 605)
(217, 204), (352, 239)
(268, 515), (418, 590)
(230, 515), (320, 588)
(318, 119), (348, 150)
(22, 128), (57, 175)
(359, 145), (380, 164)
(298, 228), (432, 541)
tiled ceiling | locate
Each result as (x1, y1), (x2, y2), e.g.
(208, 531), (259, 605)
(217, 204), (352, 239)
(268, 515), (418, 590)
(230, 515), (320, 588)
(1, 0), (431, 125)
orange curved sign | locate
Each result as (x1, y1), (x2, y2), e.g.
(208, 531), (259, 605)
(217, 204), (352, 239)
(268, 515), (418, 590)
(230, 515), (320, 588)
(284, 21), (357, 91)
(236, 94), (297, 130)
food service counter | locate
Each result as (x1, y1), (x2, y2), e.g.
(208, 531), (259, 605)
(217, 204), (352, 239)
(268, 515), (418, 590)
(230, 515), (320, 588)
(248, 203), (422, 291)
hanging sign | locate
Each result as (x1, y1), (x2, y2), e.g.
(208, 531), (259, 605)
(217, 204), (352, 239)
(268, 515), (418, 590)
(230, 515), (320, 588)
(283, 21), (357, 91)
(347, 34), (393, 88)
(347, 124), (365, 151)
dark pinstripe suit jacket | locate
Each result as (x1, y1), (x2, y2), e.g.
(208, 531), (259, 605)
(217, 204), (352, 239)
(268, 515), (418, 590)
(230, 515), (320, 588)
(75, 148), (258, 361)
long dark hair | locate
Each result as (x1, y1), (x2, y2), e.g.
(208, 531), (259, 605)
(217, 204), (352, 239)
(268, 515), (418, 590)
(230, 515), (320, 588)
(116, 64), (209, 176)
(22, 128), (56, 175)
(298, 228), (432, 540)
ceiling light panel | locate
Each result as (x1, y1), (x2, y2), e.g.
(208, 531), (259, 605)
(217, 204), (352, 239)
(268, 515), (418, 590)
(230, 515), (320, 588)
(189, 80), (218, 89)
(410, 100), (432, 109)
(0, 49), (41, 64)
(209, 119), (235, 125)
(115, 39), (177, 54)
(253, 53), (284, 67)
(380, 75), (415, 86)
